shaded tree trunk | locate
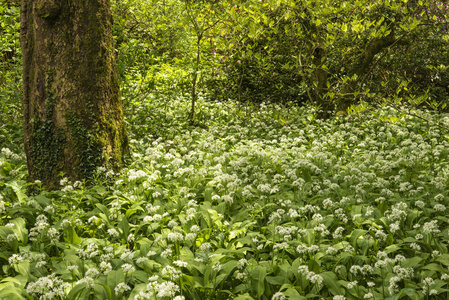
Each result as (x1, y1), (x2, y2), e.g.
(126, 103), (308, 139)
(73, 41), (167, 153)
(337, 28), (396, 112)
(20, 0), (127, 189)
(312, 45), (329, 118)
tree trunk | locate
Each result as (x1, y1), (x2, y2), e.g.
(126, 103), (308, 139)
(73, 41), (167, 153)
(20, 0), (127, 189)
(337, 28), (396, 112)
(312, 45), (329, 118)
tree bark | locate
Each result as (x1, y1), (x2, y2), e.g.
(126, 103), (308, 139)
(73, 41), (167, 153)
(20, 0), (127, 189)
(337, 28), (396, 111)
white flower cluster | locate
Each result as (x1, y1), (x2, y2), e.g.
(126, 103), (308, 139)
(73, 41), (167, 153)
(298, 265), (323, 287)
(296, 243), (319, 255)
(29, 215), (50, 242)
(26, 274), (70, 300)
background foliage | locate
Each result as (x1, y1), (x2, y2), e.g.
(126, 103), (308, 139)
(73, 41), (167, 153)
(2, 0), (449, 299)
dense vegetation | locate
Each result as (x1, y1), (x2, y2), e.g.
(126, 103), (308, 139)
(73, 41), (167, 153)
(2, 0), (449, 299)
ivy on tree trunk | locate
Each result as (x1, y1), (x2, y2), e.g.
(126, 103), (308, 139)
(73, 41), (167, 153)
(20, 0), (127, 189)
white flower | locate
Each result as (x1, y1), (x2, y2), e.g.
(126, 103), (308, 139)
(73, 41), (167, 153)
(434, 204), (446, 212)
(435, 194), (444, 201)
(162, 265), (182, 280)
(67, 265), (79, 272)
(333, 227), (344, 239)
(161, 248), (173, 258)
(389, 221), (400, 233)
(120, 249), (134, 262)
(422, 220), (440, 234)
(100, 261), (112, 275)
(235, 272), (246, 280)
(27, 274), (71, 298)
(309, 274), (323, 286)
(268, 212), (282, 224)
(173, 260), (188, 268)
(167, 232), (184, 242)
(121, 263), (135, 273)
(115, 282), (131, 295)
(347, 281), (358, 289)
(199, 243), (212, 252)
(167, 220), (178, 228)
(211, 263), (221, 272)
(8, 254), (23, 265)
(47, 228), (60, 243)
(36, 261), (47, 268)
(415, 200), (425, 208)
(190, 225), (200, 233)
(107, 228), (120, 238)
(134, 291), (153, 300)
(429, 289), (438, 295)
(136, 257), (149, 264)
(44, 205), (55, 214)
(85, 268), (100, 277)
(271, 292), (286, 300)
(156, 281), (180, 298)
(6, 233), (17, 242)
(237, 258), (247, 270)
(326, 247), (337, 255)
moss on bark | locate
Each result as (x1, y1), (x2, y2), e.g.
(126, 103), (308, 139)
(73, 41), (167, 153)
(20, 0), (127, 189)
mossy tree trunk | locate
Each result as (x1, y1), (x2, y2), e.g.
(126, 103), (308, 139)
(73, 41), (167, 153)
(20, 0), (127, 189)
(337, 27), (397, 112)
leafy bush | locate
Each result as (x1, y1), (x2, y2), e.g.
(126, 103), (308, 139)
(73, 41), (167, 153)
(0, 3), (22, 150)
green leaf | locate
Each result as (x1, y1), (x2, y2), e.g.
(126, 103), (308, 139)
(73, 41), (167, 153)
(321, 272), (344, 296)
(385, 288), (419, 300)
(423, 263), (447, 273)
(67, 283), (87, 300)
(64, 226), (81, 245)
(401, 256), (423, 269)
(349, 229), (367, 247)
(437, 254), (449, 266)
(204, 187), (213, 202)
(118, 215), (129, 239)
(9, 218), (28, 245)
(234, 293), (255, 300)
(251, 266), (266, 298)
(106, 270), (125, 300)
(266, 275), (288, 286)
(33, 195), (51, 208)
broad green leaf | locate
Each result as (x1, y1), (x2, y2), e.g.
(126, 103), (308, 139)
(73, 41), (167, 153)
(234, 293), (255, 300)
(437, 254), (449, 266)
(401, 257), (423, 269)
(10, 218), (28, 245)
(321, 272), (344, 296)
(107, 270), (125, 300)
(67, 283), (87, 300)
(64, 226), (81, 245)
(423, 263), (447, 273)
(349, 229), (367, 247)
(251, 266), (266, 298)
(385, 288), (419, 300)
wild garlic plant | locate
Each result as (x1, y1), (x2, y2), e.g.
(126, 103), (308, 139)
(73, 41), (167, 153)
(1, 98), (449, 299)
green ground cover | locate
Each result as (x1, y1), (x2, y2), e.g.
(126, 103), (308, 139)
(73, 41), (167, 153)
(1, 97), (449, 299)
